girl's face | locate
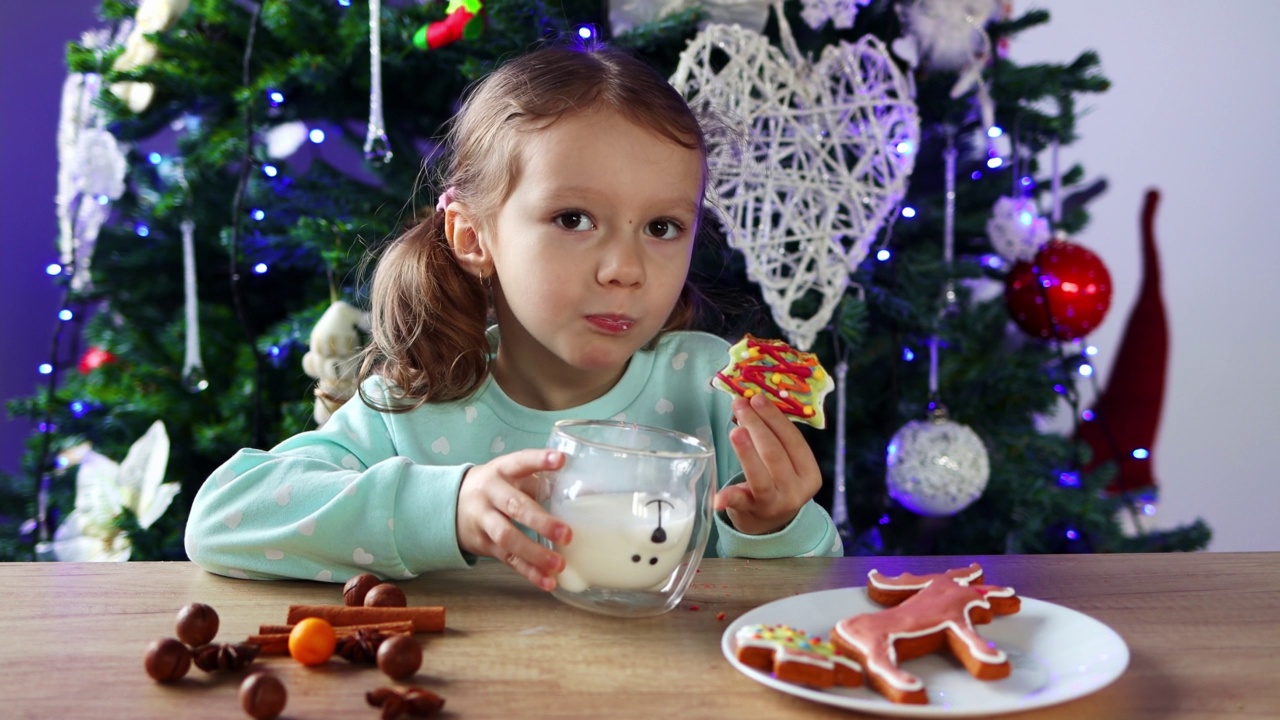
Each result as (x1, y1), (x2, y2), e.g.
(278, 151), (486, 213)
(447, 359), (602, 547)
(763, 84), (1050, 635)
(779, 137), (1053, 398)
(483, 107), (703, 407)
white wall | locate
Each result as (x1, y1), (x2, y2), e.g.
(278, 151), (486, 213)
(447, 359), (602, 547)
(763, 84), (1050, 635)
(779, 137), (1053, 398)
(1015, 0), (1280, 551)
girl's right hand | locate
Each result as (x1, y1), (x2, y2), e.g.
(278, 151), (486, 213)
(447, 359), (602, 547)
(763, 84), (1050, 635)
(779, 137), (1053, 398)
(456, 449), (573, 591)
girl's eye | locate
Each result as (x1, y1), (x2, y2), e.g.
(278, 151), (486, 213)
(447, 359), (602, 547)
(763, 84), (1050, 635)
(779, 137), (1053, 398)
(554, 212), (595, 232)
(645, 219), (683, 240)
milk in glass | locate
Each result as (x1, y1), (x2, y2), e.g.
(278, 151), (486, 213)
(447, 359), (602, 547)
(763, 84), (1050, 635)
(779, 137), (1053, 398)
(552, 493), (694, 593)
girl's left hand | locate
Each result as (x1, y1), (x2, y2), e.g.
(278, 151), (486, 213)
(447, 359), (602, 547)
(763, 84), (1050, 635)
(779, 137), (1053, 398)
(715, 393), (823, 535)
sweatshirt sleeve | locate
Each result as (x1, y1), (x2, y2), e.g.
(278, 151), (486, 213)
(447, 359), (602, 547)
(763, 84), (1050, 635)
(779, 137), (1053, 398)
(184, 390), (473, 582)
(713, 494), (844, 558)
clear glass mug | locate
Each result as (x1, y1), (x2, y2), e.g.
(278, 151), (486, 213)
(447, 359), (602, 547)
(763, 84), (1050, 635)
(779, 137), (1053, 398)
(538, 419), (715, 617)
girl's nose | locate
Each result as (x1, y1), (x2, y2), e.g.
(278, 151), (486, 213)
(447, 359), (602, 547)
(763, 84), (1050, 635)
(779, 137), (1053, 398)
(597, 237), (645, 288)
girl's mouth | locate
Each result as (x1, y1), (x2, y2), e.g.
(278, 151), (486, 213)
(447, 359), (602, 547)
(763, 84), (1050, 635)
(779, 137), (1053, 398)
(585, 315), (635, 334)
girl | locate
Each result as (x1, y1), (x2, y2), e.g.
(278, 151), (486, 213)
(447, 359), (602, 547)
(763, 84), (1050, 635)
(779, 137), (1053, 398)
(185, 45), (842, 589)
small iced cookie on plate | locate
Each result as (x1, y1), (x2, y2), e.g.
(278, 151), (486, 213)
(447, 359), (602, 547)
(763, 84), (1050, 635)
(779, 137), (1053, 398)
(711, 335), (835, 429)
(734, 624), (863, 689)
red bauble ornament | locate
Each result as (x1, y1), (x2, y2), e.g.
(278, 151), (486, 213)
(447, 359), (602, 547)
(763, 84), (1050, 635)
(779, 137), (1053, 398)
(78, 346), (118, 373)
(1005, 238), (1113, 341)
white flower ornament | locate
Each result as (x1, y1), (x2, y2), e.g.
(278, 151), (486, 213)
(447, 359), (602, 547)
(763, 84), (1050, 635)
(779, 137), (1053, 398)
(986, 195), (1049, 263)
(51, 421), (178, 562)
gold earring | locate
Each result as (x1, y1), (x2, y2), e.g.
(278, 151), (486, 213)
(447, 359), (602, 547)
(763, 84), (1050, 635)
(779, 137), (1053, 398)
(479, 268), (491, 288)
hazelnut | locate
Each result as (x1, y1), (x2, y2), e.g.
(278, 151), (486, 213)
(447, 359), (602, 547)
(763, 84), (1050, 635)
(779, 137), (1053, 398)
(144, 637), (192, 683)
(239, 672), (287, 720)
(343, 573), (383, 606)
(175, 602), (220, 647)
(376, 634), (423, 680)
(364, 582), (407, 608)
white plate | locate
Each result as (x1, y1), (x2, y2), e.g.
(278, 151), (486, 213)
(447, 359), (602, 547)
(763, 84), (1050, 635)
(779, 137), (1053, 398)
(721, 587), (1128, 717)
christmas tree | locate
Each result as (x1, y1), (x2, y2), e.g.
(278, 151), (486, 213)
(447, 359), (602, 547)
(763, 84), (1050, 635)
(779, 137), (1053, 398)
(0, 0), (1210, 561)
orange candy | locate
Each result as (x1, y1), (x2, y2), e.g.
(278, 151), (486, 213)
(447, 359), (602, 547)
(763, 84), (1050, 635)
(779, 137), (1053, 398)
(288, 617), (336, 666)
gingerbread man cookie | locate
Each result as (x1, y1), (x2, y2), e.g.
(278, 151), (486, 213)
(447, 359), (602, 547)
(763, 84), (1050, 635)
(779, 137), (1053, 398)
(734, 624), (863, 689)
(831, 564), (1020, 704)
(711, 335), (835, 429)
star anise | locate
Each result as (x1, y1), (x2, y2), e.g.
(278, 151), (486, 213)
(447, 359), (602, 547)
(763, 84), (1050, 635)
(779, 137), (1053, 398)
(335, 629), (388, 664)
(366, 686), (445, 719)
(191, 642), (260, 672)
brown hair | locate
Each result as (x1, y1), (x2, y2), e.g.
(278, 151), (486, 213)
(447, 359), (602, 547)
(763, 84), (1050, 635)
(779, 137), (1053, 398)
(356, 44), (709, 411)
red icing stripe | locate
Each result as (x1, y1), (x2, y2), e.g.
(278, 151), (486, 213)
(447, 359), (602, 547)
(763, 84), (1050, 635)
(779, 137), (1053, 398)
(719, 338), (820, 418)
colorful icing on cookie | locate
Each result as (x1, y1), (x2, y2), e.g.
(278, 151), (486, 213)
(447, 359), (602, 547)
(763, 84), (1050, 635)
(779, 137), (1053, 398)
(711, 335), (835, 429)
(831, 565), (1021, 705)
(734, 623), (863, 689)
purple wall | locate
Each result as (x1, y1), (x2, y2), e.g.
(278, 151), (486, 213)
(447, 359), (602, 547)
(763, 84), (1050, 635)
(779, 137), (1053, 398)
(0, 1), (102, 475)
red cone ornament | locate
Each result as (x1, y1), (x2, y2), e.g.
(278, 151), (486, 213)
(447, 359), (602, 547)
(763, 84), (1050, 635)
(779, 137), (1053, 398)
(1005, 237), (1113, 341)
(1077, 190), (1167, 496)
(77, 346), (118, 374)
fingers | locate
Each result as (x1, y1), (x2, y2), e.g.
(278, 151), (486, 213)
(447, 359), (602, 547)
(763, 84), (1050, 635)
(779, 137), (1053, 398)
(457, 449), (573, 591)
(726, 394), (823, 535)
(482, 515), (565, 590)
(732, 396), (796, 490)
(713, 481), (751, 512)
(728, 424), (775, 505)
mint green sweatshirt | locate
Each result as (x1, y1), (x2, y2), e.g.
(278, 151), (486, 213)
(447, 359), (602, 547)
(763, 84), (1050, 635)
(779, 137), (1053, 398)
(185, 330), (842, 582)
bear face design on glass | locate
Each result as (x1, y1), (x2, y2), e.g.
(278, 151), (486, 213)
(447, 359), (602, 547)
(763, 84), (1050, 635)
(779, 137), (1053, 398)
(552, 493), (695, 593)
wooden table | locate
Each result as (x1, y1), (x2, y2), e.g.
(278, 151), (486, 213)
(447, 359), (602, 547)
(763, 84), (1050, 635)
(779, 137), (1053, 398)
(1, 553), (1277, 719)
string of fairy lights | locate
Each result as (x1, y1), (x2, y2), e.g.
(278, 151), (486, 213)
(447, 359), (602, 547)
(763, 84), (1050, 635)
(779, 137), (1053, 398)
(18, 0), (1153, 557)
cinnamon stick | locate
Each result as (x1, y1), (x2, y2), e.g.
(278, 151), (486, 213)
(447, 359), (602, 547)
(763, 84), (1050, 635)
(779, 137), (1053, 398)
(286, 605), (445, 632)
(247, 636), (290, 656)
(247, 620), (416, 655)
(257, 620), (414, 636)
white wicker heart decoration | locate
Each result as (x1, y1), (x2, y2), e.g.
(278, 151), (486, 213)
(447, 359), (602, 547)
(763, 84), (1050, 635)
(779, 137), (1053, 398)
(671, 4), (919, 350)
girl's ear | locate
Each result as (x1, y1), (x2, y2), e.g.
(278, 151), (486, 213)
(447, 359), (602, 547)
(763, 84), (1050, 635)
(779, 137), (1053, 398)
(445, 204), (491, 278)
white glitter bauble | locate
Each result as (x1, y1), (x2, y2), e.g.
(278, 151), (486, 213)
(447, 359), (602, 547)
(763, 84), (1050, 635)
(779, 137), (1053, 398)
(986, 195), (1049, 263)
(886, 416), (990, 517)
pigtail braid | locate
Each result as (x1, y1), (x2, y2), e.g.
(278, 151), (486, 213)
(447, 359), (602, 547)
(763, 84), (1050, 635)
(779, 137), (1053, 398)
(358, 211), (491, 410)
